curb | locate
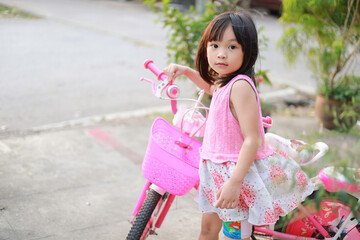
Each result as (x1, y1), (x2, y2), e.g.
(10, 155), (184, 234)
(31, 106), (171, 132)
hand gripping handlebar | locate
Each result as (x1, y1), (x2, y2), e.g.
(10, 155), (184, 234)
(141, 59), (179, 114)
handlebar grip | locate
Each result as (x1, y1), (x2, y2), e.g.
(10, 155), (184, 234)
(144, 59), (167, 81)
(262, 116), (272, 129)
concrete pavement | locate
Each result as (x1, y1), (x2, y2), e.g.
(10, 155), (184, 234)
(0, 0), (195, 131)
(0, 116), (202, 239)
(0, 111), (325, 240)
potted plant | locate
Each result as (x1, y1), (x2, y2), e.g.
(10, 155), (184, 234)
(278, 0), (360, 131)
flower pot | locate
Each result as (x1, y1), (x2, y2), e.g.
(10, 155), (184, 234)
(315, 95), (358, 130)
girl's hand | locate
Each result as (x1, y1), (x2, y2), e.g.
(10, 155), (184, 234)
(215, 179), (242, 209)
(164, 63), (212, 94)
(164, 63), (189, 82)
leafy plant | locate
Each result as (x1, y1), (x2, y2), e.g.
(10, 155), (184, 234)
(145, 0), (214, 68)
(319, 75), (360, 131)
(332, 99), (360, 131)
(278, 0), (360, 100)
(278, 0), (360, 131)
(319, 75), (360, 103)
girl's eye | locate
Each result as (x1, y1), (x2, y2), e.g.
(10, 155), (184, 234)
(210, 44), (218, 48)
(229, 45), (236, 50)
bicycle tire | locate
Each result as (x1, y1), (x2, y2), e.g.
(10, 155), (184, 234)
(275, 191), (359, 239)
(127, 189), (162, 240)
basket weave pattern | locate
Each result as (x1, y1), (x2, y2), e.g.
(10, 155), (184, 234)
(142, 118), (202, 196)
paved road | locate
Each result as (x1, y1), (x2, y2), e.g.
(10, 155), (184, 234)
(0, 0), (196, 133)
(0, 0), (315, 134)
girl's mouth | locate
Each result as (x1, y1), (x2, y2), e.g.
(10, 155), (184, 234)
(216, 62), (227, 66)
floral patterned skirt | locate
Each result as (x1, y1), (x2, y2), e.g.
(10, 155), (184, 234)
(198, 152), (314, 225)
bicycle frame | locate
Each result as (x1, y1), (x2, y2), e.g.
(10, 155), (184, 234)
(129, 60), (204, 239)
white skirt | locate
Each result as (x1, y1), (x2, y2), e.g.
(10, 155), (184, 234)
(198, 152), (314, 225)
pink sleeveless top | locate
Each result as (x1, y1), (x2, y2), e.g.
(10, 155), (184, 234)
(199, 75), (273, 163)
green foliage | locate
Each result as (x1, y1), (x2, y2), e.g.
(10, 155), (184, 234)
(319, 75), (360, 131)
(0, 4), (39, 18)
(278, 0), (360, 100)
(320, 75), (360, 103)
(145, 0), (216, 68)
(332, 102), (360, 132)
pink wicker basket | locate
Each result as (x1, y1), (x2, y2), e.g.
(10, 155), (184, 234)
(142, 117), (202, 196)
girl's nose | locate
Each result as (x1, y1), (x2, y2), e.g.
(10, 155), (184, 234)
(217, 51), (226, 59)
(217, 48), (226, 58)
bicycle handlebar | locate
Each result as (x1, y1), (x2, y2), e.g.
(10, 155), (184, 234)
(144, 59), (167, 81)
(262, 116), (272, 129)
(142, 59), (178, 114)
(141, 59), (275, 125)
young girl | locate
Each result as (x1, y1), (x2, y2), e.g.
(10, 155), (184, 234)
(164, 12), (314, 240)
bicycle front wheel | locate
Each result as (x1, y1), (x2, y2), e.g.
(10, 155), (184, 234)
(127, 189), (162, 240)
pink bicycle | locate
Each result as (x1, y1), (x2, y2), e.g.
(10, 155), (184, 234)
(126, 59), (360, 240)
(126, 59), (207, 240)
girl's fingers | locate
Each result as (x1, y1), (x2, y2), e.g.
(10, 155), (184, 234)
(215, 196), (238, 209)
(216, 200), (235, 209)
(215, 190), (223, 208)
(171, 71), (177, 81)
(215, 199), (224, 208)
(229, 201), (237, 209)
(164, 64), (178, 81)
(216, 186), (223, 199)
(163, 68), (171, 80)
(215, 199), (219, 208)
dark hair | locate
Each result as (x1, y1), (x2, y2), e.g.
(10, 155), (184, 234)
(195, 12), (258, 87)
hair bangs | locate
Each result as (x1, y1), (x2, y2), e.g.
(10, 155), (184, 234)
(209, 19), (231, 42)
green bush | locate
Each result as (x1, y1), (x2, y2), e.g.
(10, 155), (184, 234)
(278, 0), (360, 99)
(145, 0), (214, 68)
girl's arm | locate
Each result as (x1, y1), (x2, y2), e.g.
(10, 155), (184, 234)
(215, 80), (260, 209)
(164, 63), (215, 95)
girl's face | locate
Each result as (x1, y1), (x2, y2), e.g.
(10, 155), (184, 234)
(207, 25), (244, 78)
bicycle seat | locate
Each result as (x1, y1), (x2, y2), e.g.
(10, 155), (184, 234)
(318, 166), (360, 193)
